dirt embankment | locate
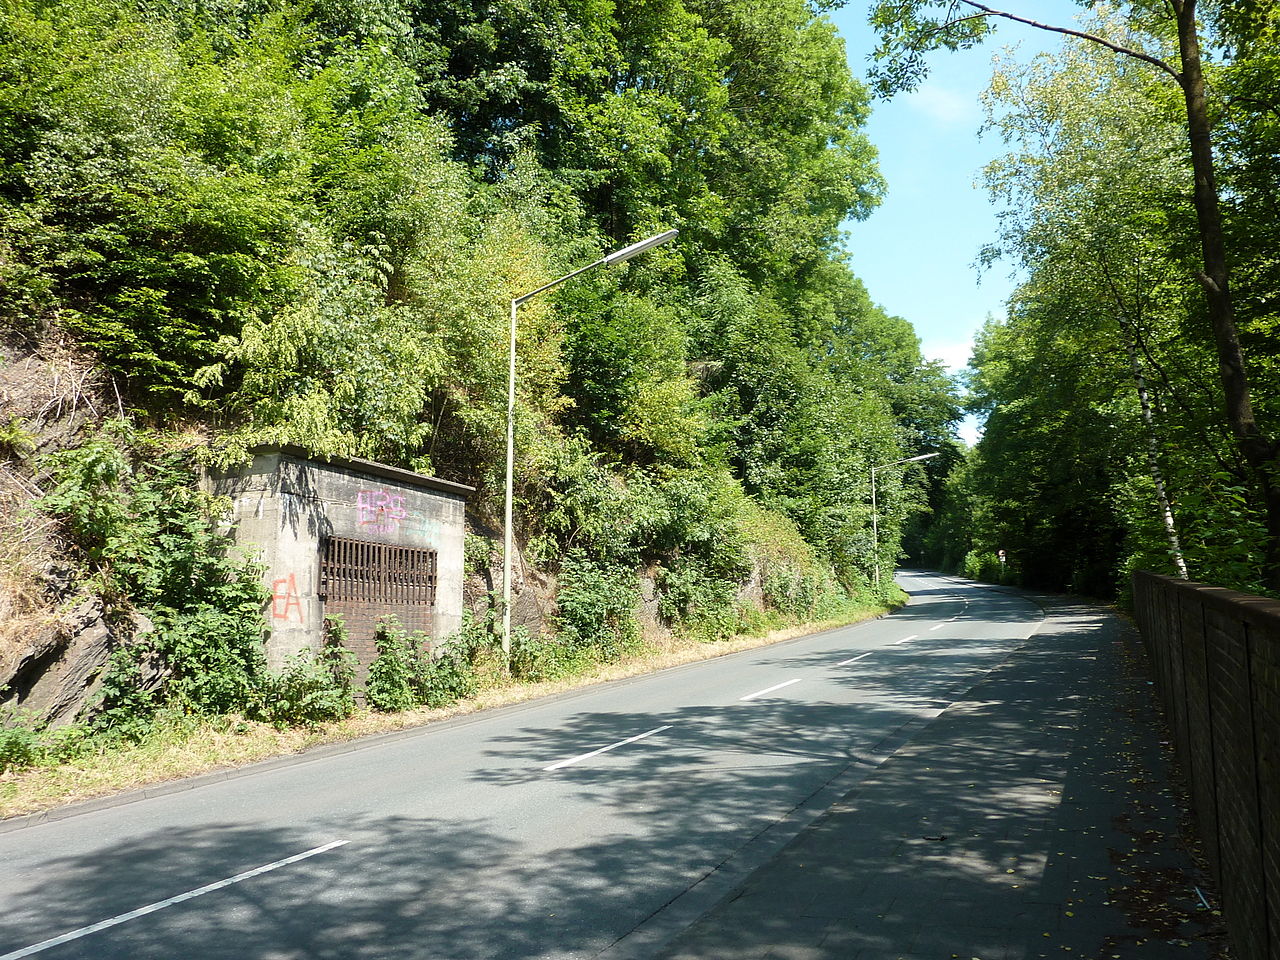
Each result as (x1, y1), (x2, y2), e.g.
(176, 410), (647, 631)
(0, 337), (129, 725)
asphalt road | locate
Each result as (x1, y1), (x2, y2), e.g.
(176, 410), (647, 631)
(0, 571), (1045, 960)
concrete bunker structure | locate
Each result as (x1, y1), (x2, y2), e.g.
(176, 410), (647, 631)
(209, 446), (473, 672)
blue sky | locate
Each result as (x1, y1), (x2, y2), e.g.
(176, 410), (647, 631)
(826, 2), (1084, 441)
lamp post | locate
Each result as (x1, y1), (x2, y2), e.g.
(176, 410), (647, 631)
(502, 229), (678, 657)
(870, 452), (940, 590)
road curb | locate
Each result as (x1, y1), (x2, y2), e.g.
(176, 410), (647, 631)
(0, 602), (904, 834)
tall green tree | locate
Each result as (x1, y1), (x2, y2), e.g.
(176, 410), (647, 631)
(867, 0), (1280, 586)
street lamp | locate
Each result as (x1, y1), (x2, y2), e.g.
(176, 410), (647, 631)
(870, 452), (940, 590)
(502, 229), (678, 656)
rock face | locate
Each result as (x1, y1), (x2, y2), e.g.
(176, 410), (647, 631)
(634, 572), (674, 644)
(1, 596), (157, 727)
(5, 598), (113, 726)
(463, 546), (558, 641)
(0, 338), (123, 726)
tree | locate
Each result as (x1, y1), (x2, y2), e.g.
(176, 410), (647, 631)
(981, 34), (1196, 578)
(868, 0), (1280, 586)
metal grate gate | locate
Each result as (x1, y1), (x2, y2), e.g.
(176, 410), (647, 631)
(318, 537), (438, 677)
(319, 537), (438, 607)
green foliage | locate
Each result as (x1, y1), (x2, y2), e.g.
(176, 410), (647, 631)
(0, 0), (304, 399)
(365, 619), (478, 713)
(7, 0), (964, 758)
(509, 628), (595, 682)
(908, 12), (1280, 599)
(962, 550), (1006, 585)
(258, 621), (358, 727)
(88, 646), (164, 743)
(1172, 474), (1272, 595)
(0, 417), (36, 459)
(36, 436), (269, 728)
(555, 552), (641, 659)
(1, 703), (94, 773)
(656, 559), (740, 642)
(422, 640), (479, 708)
(872, 3), (1280, 597)
(0, 708), (39, 774)
(0, 0), (947, 596)
(463, 534), (495, 576)
(364, 620), (423, 713)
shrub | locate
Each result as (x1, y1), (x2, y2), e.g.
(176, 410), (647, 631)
(365, 620), (424, 713)
(762, 565), (821, 619)
(509, 629), (593, 681)
(555, 552), (640, 659)
(37, 437), (269, 732)
(0, 715), (39, 774)
(365, 619), (478, 712)
(88, 646), (164, 744)
(962, 549), (1004, 583)
(1, 703), (94, 773)
(657, 560), (739, 641)
(420, 630), (479, 708)
(259, 629), (358, 728)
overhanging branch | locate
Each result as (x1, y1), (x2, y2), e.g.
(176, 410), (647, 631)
(953, 0), (1183, 84)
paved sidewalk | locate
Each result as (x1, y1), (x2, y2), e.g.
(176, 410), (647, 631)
(656, 594), (1232, 960)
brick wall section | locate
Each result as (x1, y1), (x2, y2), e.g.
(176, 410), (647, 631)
(323, 599), (434, 686)
(1133, 572), (1280, 960)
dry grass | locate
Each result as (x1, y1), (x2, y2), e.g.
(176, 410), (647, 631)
(0, 339), (105, 672)
(0, 478), (59, 671)
(0, 599), (893, 821)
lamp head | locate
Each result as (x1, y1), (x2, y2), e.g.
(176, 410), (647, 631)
(603, 229), (679, 267)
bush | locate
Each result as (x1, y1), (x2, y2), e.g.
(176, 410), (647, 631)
(365, 619), (478, 713)
(37, 437), (270, 733)
(509, 629), (593, 681)
(555, 552), (640, 659)
(365, 621), (424, 713)
(0, 717), (39, 774)
(259, 624), (357, 727)
(420, 636), (478, 708)
(657, 560), (740, 641)
(963, 550), (1005, 583)
(1, 703), (94, 774)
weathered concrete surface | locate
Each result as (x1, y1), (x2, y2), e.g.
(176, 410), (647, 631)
(209, 447), (471, 669)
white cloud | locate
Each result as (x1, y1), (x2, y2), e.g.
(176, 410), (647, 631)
(906, 84), (981, 127)
(922, 339), (983, 446)
(922, 339), (973, 374)
(957, 414), (984, 447)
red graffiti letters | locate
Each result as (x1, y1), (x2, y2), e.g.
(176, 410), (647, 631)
(272, 572), (303, 621)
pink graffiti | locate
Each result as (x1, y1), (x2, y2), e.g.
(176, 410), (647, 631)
(357, 489), (407, 534)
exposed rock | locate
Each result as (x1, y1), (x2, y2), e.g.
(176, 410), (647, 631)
(736, 561), (765, 609)
(1, 599), (159, 727)
(634, 572), (674, 643)
(4, 598), (110, 726)
(510, 567), (555, 638)
(0, 338), (111, 455)
(38, 561), (76, 605)
(464, 532), (559, 640)
(0, 336), (120, 725)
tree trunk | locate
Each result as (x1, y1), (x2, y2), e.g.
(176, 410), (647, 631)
(1174, 0), (1280, 588)
(1123, 329), (1189, 578)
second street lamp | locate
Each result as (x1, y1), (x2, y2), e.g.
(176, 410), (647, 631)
(502, 229), (678, 657)
(870, 452), (940, 590)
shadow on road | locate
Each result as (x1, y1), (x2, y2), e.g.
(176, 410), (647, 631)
(4, 584), (1217, 960)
